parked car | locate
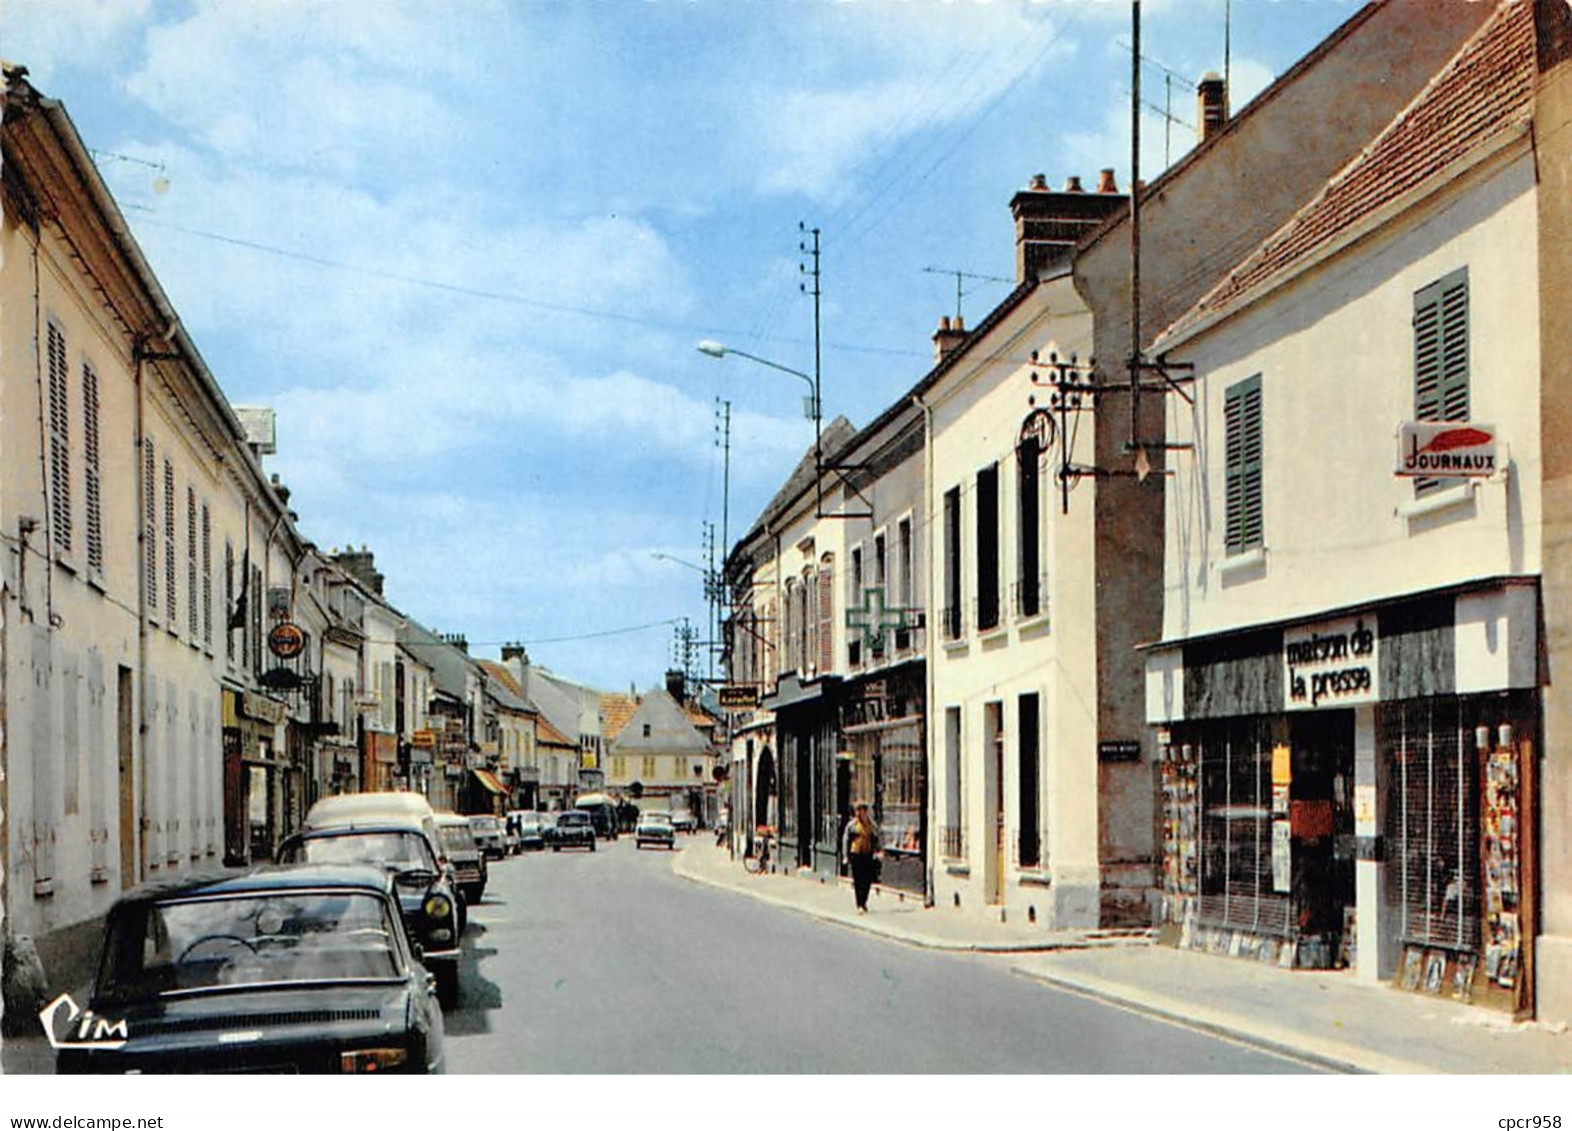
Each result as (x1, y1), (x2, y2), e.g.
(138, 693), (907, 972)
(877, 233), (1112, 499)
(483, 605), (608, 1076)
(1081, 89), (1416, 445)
(572, 793), (620, 841)
(54, 864), (445, 1074)
(509, 810), (549, 852)
(671, 811), (697, 834)
(435, 813), (487, 904)
(467, 814), (507, 861)
(634, 810), (676, 850)
(277, 823), (462, 1007)
(302, 791), (467, 930)
(546, 810), (597, 852)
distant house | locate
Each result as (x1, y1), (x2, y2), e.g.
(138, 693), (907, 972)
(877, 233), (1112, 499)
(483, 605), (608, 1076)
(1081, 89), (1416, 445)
(606, 673), (718, 823)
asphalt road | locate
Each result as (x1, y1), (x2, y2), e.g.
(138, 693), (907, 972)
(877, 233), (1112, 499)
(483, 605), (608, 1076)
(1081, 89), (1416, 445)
(444, 839), (1314, 1074)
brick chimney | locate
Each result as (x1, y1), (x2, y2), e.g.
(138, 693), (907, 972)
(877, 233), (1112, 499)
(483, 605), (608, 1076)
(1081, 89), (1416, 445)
(1010, 170), (1126, 282)
(933, 315), (967, 362)
(1197, 72), (1228, 142)
(665, 668), (686, 704)
(501, 641), (528, 664)
(440, 632), (469, 655)
(332, 546), (384, 595)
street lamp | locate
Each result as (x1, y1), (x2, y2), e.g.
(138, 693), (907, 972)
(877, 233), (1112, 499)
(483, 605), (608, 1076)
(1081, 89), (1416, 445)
(696, 340), (820, 428)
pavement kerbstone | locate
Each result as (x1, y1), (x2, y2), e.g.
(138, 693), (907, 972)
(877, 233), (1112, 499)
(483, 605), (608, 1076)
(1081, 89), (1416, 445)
(675, 842), (1571, 1075)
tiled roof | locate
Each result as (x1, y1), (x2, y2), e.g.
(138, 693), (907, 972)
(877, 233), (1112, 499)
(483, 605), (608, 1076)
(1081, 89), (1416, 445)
(535, 716), (576, 749)
(600, 692), (640, 741)
(1159, 0), (1536, 347)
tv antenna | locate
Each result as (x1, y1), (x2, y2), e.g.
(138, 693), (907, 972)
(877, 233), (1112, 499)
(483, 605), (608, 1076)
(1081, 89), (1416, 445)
(923, 266), (1014, 324)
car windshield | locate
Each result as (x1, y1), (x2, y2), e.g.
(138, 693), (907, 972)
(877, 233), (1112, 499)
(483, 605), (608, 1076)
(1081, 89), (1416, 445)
(439, 825), (478, 853)
(644, 812), (672, 823)
(281, 831), (435, 871)
(98, 890), (402, 1005)
(469, 817), (501, 832)
(558, 813), (589, 827)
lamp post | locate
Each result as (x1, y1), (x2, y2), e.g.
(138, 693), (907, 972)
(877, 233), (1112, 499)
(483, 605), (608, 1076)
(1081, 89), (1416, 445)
(696, 340), (821, 478)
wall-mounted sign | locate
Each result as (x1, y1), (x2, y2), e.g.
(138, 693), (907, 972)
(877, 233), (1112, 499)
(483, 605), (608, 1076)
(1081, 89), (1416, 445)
(718, 685), (760, 710)
(1395, 422), (1498, 477)
(267, 585), (293, 621)
(410, 730), (436, 749)
(267, 621), (306, 659)
(1097, 739), (1141, 762)
(1283, 616), (1378, 710)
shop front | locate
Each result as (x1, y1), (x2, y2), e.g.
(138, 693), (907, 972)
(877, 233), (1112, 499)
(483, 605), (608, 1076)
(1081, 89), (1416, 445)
(222, 688), (289, 866)
(840, 660), (926, 897)
(1148, 581), (1539, 1015)
(362, 730), (398, 793)
(763, 672), (842, 877)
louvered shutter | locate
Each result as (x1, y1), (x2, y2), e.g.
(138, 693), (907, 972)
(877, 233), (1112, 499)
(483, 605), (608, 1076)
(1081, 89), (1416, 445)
(47, 324), (72, 553)
(164, 460), (177, 631)
(83, 363), (104, 573)
(144, 440), (158, 614)
(187, 487), (199, 637)
(1413, 269), (1469, 497)
(817, 558), (834, 675)
(1224, 375), (1263, 554)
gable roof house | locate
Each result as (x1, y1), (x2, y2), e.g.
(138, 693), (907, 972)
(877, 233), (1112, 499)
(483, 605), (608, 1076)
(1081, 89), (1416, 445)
(1141, 0), (1572, 1020)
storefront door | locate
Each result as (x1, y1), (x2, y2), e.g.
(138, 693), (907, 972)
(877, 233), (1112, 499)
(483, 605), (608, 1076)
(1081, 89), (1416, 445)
(1288, 711), (1356, 965)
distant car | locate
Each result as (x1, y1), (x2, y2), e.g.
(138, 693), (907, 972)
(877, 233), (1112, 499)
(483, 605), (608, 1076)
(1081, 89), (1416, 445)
(467, 814), (507, 861)
(277, 824), (462, 1007)
(572, 793), (620, 841)
(54, 864), (445, 1074)
(546, 810), (597, 852)
(671, 812), (697, 834)
(435, 813), (488, 904)
(510, 811), (549, 852)
(635, 810), (676, 851)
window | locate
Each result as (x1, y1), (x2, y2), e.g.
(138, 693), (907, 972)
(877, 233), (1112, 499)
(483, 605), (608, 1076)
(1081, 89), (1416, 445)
(1224, 375), (1264, 555)
(642, 755), (657, 779)
(83, 362), (103, 574)
(816, 557), (834, 676)
(1413, 268), (1470, 498)
(943, 706), (964, 857)
(897, 518), (913, 606)
(1017, 435), (1042, 618)
(163, 460), (178, 631)
(943, 487), (962, 639)
(47, 323), (72, 554)
(976, 464), (1000, 630)
(1018, 693), (1041, 868)
(873, 532), (886, 592)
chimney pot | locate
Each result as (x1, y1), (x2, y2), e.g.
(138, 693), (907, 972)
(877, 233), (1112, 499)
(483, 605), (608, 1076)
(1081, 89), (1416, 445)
(1197, 72), (1228, 142)
(939, 315), (951, 332)
(1029, 173), (1048, 191)
(1097, 168), (1118, 194)
(1064, 175), (1084, 193)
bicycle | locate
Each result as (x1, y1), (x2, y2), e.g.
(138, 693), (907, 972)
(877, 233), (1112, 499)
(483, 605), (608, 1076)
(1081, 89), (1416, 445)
(743, 827), (774, 875)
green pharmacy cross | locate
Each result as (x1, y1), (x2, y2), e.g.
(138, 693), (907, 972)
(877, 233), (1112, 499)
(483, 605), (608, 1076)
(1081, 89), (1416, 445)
(846, 588), (911, 657)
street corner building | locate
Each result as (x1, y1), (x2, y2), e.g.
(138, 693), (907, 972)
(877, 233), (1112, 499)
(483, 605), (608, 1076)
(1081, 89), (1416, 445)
(1142, 0), (1572, 1020)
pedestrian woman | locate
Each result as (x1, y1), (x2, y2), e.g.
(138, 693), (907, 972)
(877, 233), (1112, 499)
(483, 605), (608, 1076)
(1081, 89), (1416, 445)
(841, 801), (881, 914)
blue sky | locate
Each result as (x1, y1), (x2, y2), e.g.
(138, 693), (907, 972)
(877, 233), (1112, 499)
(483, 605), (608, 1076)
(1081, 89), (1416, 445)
(7, 0), (1356, 692)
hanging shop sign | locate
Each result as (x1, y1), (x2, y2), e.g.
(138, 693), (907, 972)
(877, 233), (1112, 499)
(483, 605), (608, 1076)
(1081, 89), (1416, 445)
(411, 729), (437, 749)
(1282, 616), (1378, 710)
(718, 685), (760, 710)
(1395, 422), (1498, 477)
(267, 621), (306, 659)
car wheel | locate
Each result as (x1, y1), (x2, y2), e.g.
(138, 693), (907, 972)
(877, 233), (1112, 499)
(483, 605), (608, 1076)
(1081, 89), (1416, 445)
(589, 841), (597, 852)
(552, 845), (560, 852)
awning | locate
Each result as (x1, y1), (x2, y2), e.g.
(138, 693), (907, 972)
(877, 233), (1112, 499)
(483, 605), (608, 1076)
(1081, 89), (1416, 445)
(472, 769), (508, 795)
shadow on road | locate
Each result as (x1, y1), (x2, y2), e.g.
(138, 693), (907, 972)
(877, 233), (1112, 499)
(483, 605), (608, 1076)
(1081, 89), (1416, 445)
(443, 913), (503, 1035)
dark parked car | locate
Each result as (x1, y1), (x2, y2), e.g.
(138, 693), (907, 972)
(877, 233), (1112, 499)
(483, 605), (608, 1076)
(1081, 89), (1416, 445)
(435, 813), (487, 904)
(53, 864), (445, 1074)
(546, 810), (597, 852)
(277, 824), (461, 1007)
(634, 810), (676, 850)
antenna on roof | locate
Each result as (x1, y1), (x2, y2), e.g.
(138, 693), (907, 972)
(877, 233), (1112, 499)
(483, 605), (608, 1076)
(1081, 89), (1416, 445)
(923, 266), (1014, 323)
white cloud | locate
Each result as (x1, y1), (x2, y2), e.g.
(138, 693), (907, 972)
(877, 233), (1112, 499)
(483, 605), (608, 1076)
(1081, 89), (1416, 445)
(5, 0), (153, 80)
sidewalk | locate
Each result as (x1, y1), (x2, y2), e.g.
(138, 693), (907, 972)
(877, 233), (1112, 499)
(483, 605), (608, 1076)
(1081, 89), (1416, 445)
(674, 841), (1571, 1075)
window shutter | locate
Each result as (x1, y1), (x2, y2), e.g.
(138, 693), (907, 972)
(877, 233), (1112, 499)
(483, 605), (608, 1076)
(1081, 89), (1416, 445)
(83, 362), (104, 573)
(817, 559), (834, 675)
(47, 324), (72, 553)
(187, 486), (199, 637)
(1224, 375), (1264, 554)
(202, 506), (213, 646)
(1413, 268), (1469, 497)
(164, 460), (177, 631)
(144, 439), (158, 614)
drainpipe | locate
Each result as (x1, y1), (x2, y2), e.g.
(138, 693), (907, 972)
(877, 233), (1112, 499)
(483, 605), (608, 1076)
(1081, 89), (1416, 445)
(914, 392), (936, 908)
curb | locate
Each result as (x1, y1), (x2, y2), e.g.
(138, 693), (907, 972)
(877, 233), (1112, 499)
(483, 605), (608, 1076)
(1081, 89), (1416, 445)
(1005, 963), (1432, 1075)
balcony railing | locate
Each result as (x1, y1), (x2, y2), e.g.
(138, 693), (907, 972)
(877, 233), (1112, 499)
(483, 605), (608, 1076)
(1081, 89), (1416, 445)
(1012, 575), (1049, 621)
